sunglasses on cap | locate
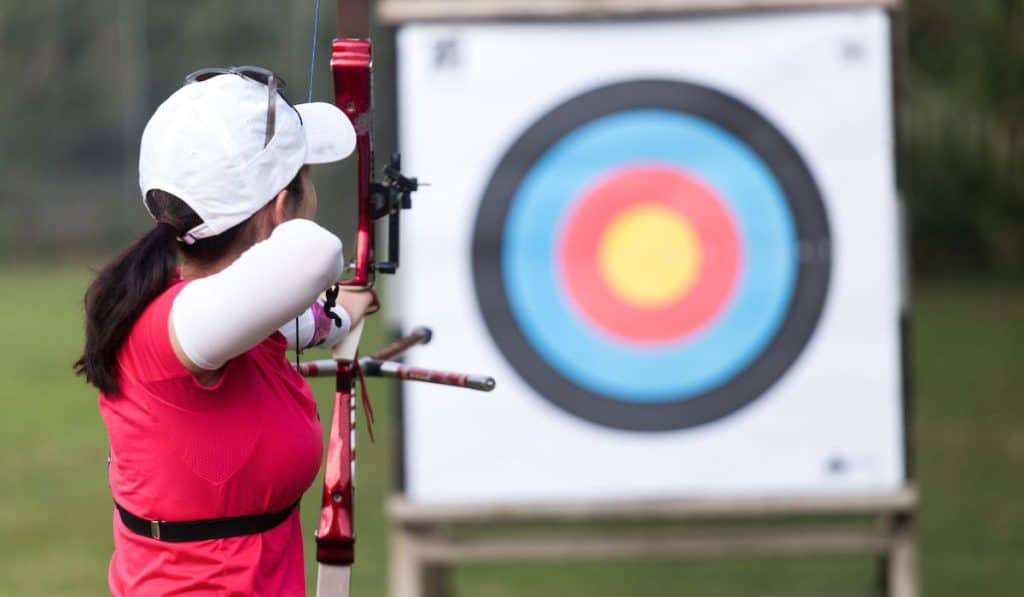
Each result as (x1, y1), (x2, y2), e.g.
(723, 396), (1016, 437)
(184, 66), (302, 148)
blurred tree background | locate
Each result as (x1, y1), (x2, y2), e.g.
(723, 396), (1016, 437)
(0, 0), (1020, 279)
(906, 0), (1024, 278)
(0, 0), (376, 261)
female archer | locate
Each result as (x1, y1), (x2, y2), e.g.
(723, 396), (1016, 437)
(75, 67), (373, 595)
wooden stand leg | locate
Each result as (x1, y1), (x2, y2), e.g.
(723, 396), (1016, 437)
(886, 513), (918, 597)
(391, 525), (425, 597)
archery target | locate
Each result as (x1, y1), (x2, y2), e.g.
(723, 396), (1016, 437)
(395, 8), (907, 504)
(473, 80), (831, 431)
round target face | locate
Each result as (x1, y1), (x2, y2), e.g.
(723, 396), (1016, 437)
(472, 80), (831, 432)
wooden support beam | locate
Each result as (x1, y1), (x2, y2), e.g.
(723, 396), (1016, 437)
(886, 513), (919, 597)
(390, 489), (917, 524)
(379, 0), (901, 23)
(412, 528), (891, 563)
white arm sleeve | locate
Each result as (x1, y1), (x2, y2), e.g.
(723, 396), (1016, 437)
(280, 300), (352, 351)
(171, 219), (345, 370)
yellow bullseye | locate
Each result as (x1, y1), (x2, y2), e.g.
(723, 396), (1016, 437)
(598, 205), (701, 308)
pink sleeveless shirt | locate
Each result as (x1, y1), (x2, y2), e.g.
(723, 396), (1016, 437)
(99, 280), (323, 596)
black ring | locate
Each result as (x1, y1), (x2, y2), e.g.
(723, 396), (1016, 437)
(472, 79), (831, 432)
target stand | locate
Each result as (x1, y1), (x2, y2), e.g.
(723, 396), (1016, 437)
(384, 0), (915, 595)
(388, 489), (917, 597)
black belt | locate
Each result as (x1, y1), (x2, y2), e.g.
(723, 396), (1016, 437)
(115, 501), (298, 543)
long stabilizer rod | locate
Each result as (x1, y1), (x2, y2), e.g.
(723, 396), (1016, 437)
(298, 358), (495, 392)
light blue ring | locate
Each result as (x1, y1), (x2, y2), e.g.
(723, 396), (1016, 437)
(502, 110), (798, 402)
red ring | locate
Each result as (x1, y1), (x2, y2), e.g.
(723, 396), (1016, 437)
(557, 165), (742, 345)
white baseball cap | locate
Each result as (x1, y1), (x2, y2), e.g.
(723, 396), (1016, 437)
(139, 73), (357, 242)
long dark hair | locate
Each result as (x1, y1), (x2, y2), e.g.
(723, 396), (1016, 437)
(75, 172), (303, 395)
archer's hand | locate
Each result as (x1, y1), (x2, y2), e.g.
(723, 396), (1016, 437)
(336, 288), (377, 327)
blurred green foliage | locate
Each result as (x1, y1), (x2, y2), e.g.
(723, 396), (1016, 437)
(0, 0), (318, 169)
(906, 0), (1024, 278)
(0, 0), (365, 259)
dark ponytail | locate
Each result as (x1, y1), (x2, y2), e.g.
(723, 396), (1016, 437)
(74, 222), (179, 395)
(76, 170), (306, 395)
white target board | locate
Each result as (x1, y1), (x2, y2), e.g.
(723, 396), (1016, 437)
(394, 7), (906, 505)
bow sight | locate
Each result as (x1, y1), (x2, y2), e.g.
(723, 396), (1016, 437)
(368, 154), (417, 275)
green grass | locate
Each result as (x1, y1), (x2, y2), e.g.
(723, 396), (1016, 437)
(0, 264), (1020, 596)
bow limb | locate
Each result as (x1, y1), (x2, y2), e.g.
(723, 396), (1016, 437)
(316, 319), (367, 597)
(333, 0), (375, 289)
